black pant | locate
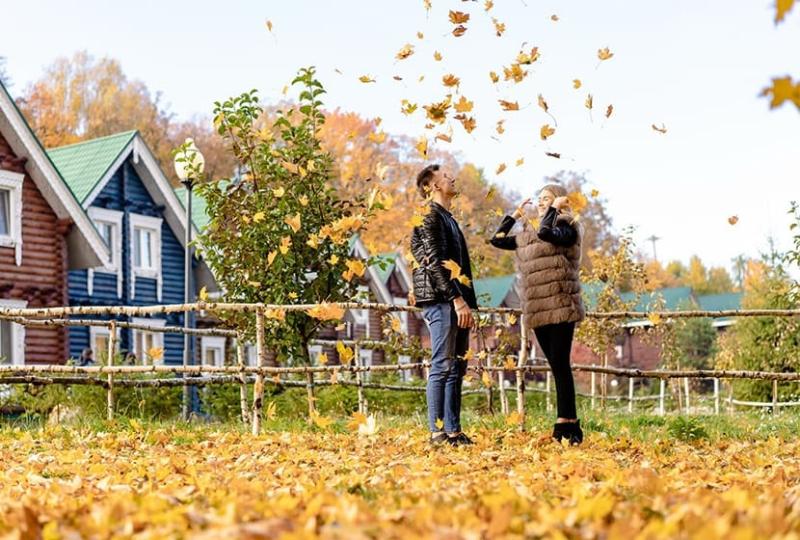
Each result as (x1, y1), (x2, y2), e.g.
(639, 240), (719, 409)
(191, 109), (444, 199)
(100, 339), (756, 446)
(534, 321), (577, 419)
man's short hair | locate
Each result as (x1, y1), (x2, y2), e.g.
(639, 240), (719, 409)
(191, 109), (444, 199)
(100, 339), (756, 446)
(416, 164), (440, 198)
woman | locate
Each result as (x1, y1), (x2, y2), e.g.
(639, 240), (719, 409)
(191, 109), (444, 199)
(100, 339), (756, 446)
(490, 184), (585, 445)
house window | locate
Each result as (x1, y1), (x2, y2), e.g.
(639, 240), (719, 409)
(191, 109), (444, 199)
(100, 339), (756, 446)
(393, 297), (409, 334)
(89, 324), (121, 363)
(246, 344), (258, 366)
(130, 318), (166, 364)
(351, 285), (371, 337)
(398, 354), (413, 382)
(308, 344), (323, 364)
(129, 214), (163, 300)
(0, 170), (24, 266)
(87, 208), (124, 297)
(201, 337), (226, 367)
(0, 299), (26, 365)
(359, 348), (374, 381)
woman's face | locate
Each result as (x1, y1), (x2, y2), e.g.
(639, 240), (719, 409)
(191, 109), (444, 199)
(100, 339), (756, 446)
(537, 189), (555, 217)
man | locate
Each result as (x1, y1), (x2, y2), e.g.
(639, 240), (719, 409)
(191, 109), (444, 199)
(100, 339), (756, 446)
(410, 164), (477, 447)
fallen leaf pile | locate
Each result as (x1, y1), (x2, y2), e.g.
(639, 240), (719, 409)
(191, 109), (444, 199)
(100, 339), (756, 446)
(1, 425), (800, 538)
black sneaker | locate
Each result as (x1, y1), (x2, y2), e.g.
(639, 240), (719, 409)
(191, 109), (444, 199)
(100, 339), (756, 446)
(552, 421), (583, 446)
(430, 432), (449, 446)
(447, 432), (475, 446)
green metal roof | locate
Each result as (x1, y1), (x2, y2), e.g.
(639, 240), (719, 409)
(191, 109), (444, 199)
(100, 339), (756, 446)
(620, 286), (694, 312)
(474, 274), (515, 307)
(174, 186), (211, 231)
(47, 131), (137, 204)
(696, 292), (743, 312)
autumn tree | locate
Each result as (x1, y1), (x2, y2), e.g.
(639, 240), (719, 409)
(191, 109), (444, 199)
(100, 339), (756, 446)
(17, 51), (236, 183)
(195, 67), (383, 366)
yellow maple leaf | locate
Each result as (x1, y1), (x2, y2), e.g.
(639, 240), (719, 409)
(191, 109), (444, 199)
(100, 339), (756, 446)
(307, 303), (345, 321)
(585, 94), (593, 110)
(265, 308), (286, 320)
(454, 96), (474, 113)
(489, 71), (500, 83)
(401, 100), (418, 115)
(267, 250), (277, 267)
(442, 74), (460, 87)
(358, 75), (376, 83)
(318, 352), (329, 365)
(147, 347), (164, 362)
(496, 120), (505, 134)
(648, 312), (663, 326)
(504, 356), (517, 370)
(279, 236), (292, 255)
(442, 259), (464, 281)
(284, 213), (301, 233)
(396, 43), (414, 60)
(273, 186), (285, 198)
(507, 314), (517, 325)
(253, 211), (266, 223)
(493, 18), (506, 36)
(540, 124), (556, 140)
(390, 316), (402, 333)
(336, 341), (354, 365)
(775, 0), (797, 23)
(449, 10), (470, 24)
(538, 94), (549, 113)
(416, 137), (428, 159)
(288, 292), (298, 300)
(567, 191), (588, 214)
(761, 76), (800, 109)
(573, 79), (582, 89)
(506, 411), (523, 426)
(328, 254), (340, 265)
(597, 47), (614, 61)
(310, 410), (333, 429)
(463, 348), (475, 361)
(435, 418), (444, 430)
(347, 411), (368, 432)
(368, 131), (387, 144)
(433, 51), (443, 61)
(515, 157), (524, 167)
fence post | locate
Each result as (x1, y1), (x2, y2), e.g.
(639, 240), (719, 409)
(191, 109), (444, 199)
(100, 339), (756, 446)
(498, 359), (509, 415)
(728, 381), (734, 414)
(306, 371), (316, 422)
(628, 376), (634, 413)
(601, 353), (608, 410)
(659, 378), (666, 416)
(772, 379), (779, 415)
(251, 308), (266, 435)
(684, 378), (690, 413)
(355, 344), (366, 414)
(713, 378), (720, 415)
(590, 366), (596, 411)
(106, 320), (117, 421)
(545, 371), (552, 412)
(236, 335), (250, 424)
(516, 314), (527, 430)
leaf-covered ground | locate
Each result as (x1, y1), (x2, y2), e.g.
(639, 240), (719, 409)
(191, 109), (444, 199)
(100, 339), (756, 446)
(1, 415), (800, 539)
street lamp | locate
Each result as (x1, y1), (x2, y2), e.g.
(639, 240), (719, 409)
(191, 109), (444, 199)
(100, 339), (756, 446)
(174, 138), (205, 420)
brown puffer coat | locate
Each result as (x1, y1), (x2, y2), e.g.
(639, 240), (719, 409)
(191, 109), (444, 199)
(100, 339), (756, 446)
(514, 213), (585, 329)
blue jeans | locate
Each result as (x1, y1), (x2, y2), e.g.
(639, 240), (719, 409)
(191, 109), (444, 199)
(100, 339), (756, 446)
(423, 302), (470, 433)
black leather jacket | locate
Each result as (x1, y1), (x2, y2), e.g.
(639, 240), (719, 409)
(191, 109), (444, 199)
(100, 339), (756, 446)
(410, 202), (477, 308)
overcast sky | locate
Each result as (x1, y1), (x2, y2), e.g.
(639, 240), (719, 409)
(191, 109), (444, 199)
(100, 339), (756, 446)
(3, 0), (799, 275)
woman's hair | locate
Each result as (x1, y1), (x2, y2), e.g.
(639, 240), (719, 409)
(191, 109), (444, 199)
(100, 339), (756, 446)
(539, 183), (568, 199)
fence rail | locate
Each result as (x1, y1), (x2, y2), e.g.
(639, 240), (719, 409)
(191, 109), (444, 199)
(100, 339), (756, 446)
(1, 302), (799, 432)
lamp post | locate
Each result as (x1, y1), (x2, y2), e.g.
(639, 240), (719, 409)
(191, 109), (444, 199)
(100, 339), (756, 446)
(174, 138), (205, 420)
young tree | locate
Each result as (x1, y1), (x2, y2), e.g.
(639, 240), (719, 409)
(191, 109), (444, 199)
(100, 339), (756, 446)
(194, 67), (383, 365)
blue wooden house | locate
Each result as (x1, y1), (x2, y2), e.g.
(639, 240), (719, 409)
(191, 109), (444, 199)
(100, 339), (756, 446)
(48, 131), (217, 365)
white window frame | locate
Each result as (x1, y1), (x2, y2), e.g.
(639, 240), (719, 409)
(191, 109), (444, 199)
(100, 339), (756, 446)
(0, 299), (26, 365)
(351, 285), (371, 336)
(87, 207), (123, 298)
(359, 347), (374, 381)
(201, 336), (226, 367)
(308, 344), (323, 365)
(245, 343), (258, 366)
(89, 324), (121, 363)
(393, 296), (409, 334)
(398, 354), (412, 382)
(0, 170), (24, 266)
(130, 317), (166, 364)
(129, 214), (163, 301)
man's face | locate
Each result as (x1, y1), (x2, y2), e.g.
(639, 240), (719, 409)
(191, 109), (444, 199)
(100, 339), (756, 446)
(431, 169), (456, 198)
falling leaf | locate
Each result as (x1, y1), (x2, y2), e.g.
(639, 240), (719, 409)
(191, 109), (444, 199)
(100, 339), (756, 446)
(416, 137), (428, 159)
(454, 96), (474, 113)
(775, 0), (797, 23)
(728, 215), (739, 225)
(648, 313), (663, 326)
(442, 74), (461, 87)
(455, 114), (476, 133)
(760, 76), (800, 109)
(265, 20), (274, 32)
(485, 185), (496, 201)
(545, 152), (561, 159)
(566, 191), (588, 214)
(540, 124), (556, 140)
(492, 18), (506, 36)
(417, 31), (424, 39)
(605, 104), (614, 118)
(284, 213), (301, 233)
(433, 50), (443, 61)
(307, 304), (345, 321)
(368, 131), (387, 144)
(424, 96), (452, 123)
(585, 94), (593, 110)
(442, 259), (466, 283)
(597, 47), (614, 61)
(359, 75), (376, 83)
(652, 123), (668, 134)
(485, 0), (494, 10)
(551, 14), (560, 21)
(573, 79), (582, 89)
(266, 401), (277, 421)
(503, 63), (528, 83)
(489, 71), (500, 83)
(199, 286), (209, 302)
(452, 25), (468, 37)
(449, 10), (470, 24)
(435, 133), (452, 143)
(401, 100), (418, 115)
(396, 43), (415, 60)
(336, 341), (355, 365)
(591, 189), (600, 198)
(515, 157), (524, 166)
(499, 100), (519, 111)
(496, 163), (507, 175)
(507, 314), (517, 325)
(538, 94), (549, 113)
(496, 120), (505, 134)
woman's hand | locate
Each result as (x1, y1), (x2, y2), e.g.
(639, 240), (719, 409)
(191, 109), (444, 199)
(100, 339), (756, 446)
(552, 196), (569, 211)
(512, 198), (533, 219)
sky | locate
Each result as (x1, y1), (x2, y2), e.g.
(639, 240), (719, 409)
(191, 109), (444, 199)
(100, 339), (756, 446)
(2, 0), (799, 276)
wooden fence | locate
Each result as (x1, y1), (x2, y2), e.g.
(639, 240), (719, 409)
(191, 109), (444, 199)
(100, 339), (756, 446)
(1, 302), (799, 433)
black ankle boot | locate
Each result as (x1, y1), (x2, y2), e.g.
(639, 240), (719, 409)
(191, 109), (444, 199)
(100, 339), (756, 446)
(552, 420), (583, 446)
